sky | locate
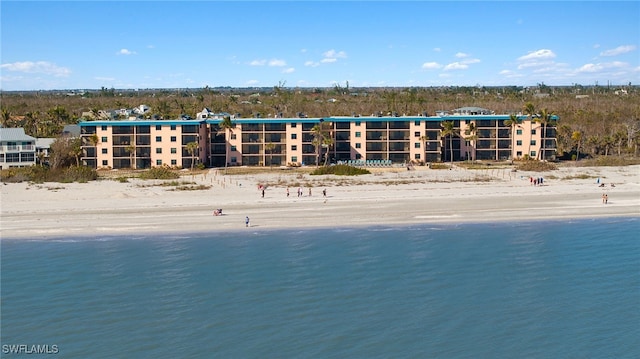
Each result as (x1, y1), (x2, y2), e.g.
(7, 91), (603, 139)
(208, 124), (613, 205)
(1, 1), (638, 91)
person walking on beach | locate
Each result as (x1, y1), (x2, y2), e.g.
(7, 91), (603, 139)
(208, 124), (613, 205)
(605, 194), (608, 204)
(287, 188), (290, 197)
(308, 188), (312, 197)
(323, 188), (327, 197)
(245, 216), (250, 227)
(261, 188), (265, 198)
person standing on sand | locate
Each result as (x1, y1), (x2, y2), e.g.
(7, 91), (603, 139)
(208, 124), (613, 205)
(245, 216), (250, 227)
(287, 188), (290, 197)
(308, 188), (312, 197)
(323, 188), (327, 197)
(605, 194), (608, 204)
(602, 193), (606, 204)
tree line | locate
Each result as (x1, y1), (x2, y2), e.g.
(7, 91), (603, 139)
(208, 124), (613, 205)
(2, 85), (639, 160)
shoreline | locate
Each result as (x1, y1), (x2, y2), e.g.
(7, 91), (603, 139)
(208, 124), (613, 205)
(2, 165), (639, 240)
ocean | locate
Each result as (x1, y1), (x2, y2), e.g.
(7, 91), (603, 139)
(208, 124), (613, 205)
(2, 218), (639, 358)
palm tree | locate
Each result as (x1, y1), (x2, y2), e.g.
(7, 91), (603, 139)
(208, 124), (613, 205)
(571, 130), (582, 160)
(322, 136), (334, 166)
(186, 141), (199, 171)
(265, 142), (275, 168)
(504, 114), (521, 161)
(535, 108), (554, 160)
(218, 115), (234, 174)
(441, 120), (458, 163)
(126, 143), (136, 169)
(418, 135), (429, 163)
(523, 102), (536, 159)
(311, 121), (331, 167)
(463, 122), (477, 161)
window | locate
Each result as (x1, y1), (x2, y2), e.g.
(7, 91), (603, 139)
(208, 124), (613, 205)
(414, 131), (420, 137)
(156, 125), (162, 130)
(231, 145), (237, 151)
(530, 151), (536, 157)
(530, 140), (536, 145)
(355, 132), (361, 138)
(291, 123), (297, 128)
(231, 134), (237, 140)
(156, 136), (162, 142)
(516, 129), (522, 135)
(291, 134), (297, 140)
(102, 148), (108, 154)
(516, 140), (522, 146)
(415, 121), (420, 126)
(415, 154), (421, 159)
(516, 151), (522, 157)
(171, 159), (177, 165)
(291, 145), (297, 151)
(171, 136), (177, 142)
(415, 142), (421, 148)
(355, 121), (361, 126)
(170, 125), (176, 130)
(101, 136), (108, 142)
(101, 126), (107, 131)
(171, 148), (177, 154)
(291, 156), (298, 162)
(231, 157), (237, 163)
(156, 160), (162, 166)
(531, 129), (536, 135)
(355, 143), (361, 149)
(156, 148), (162, 154)
(102, 160), (108, 166)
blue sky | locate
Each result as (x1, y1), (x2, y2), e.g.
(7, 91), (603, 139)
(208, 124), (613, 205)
(1, 1), (638, 91)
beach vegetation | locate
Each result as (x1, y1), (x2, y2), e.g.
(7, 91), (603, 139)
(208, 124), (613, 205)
(138, 167), (180, 180)
(0, 165), (97, 183)
(310, 165), (371, 176)
(515, 161), (558, 172)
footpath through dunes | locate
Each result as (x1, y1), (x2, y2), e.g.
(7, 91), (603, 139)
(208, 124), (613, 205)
(1, 165), (639, 239)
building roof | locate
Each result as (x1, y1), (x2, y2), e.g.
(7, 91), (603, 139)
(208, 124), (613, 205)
(0, 128), (36, 142)
(36, 138), (56, 149)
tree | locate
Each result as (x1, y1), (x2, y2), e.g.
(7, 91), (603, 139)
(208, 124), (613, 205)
(218, 115), (234, 174)
(441, 120), (458, 163)
(311, 121), (331, 167)
(322, 136), (334, 166)
(265, 142), (275, 168)
(418, 135), (429, 163)
(186, 141), (199, 171)
(535, 108), (555, 160)
(126, 142), (136, 169)
(504, 114), (521, 160)
(463, 122), (477, 161)
(571, 130), (583, 160)
(49, 136), (82, 169)
(1, 107), (11, 127)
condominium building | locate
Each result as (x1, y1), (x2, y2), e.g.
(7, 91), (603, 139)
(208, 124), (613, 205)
(79, 107), (558, 169)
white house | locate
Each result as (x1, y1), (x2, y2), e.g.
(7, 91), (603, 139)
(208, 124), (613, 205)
(0, 128), (37, 169)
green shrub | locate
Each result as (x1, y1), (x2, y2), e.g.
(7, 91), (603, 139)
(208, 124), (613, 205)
(310, 165), (371, 176)
(138, 167), (180, 180)
(0, 166), (97, 183)
(516, 161), (558, 172)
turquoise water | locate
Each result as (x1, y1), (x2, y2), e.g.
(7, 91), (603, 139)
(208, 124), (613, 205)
(2, 218), (639, 358)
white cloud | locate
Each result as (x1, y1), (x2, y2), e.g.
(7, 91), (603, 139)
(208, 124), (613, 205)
(304, 61), (320, 67)
(518, 49), (556, 62)
(282, 67), (295, 74)
(117, 48), (136, 55)
(321, 58), (337, 64)
(0, 61), (71, 77)
(433, 48), (441, 52)
(268, 59), (286, 67)
(323, 49), (347, 59)
(249, 59), (266, 66)
(443, 62), (468, 71)
(576, 61), (629, 73)
(421, 62), (442, 70)
(455, 52), (469, 58)
(600, 45), (636, 57)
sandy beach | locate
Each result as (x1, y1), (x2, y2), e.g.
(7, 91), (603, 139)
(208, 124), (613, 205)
(1, 164), (639, 239)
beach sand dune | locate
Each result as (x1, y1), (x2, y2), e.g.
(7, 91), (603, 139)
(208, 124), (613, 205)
(2, 165), (639, 239)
